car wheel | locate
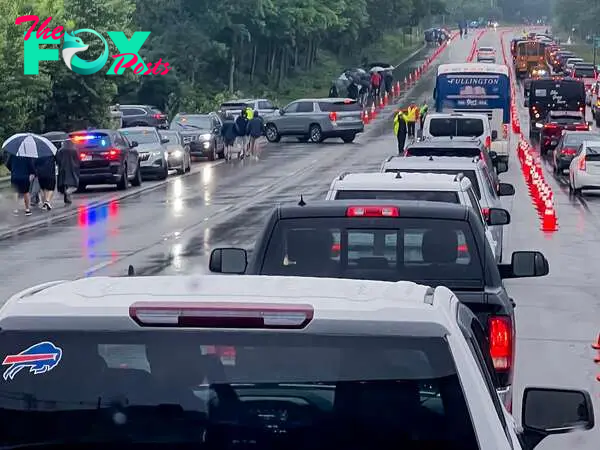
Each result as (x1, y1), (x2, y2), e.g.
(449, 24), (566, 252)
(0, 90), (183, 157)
(208, 145), (216, 161)
(185, 153), (191, 172)
(265, 124), (281, 143)
(131, 164), (142, 186)
(342, 134), (356, 143)
(117, 164), (128, 190)
(159, 163), (169, 180)
(596, 115), (600, 127)
(309, 124), (323, 143)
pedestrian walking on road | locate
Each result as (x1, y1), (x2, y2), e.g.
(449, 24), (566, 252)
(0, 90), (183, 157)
(246, 111), (264, 160)
(235, 111), (249, 159)
(394, 109), (409, 154)
(419, 101), (429, 136)
(370, 71), (382, 100)
(34, 154), (56, 210)
(221, 113), (237, 161)
(56, 140), (80, 205)
(6, 154), (35, 215)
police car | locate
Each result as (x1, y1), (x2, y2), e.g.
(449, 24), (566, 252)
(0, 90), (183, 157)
(0, 275), (592, 449)
(325, 171), (503, 262)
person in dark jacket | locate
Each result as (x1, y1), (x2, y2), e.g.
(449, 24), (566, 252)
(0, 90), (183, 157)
(246, 111), (264, 159)
(384, 70), (393, 95)
(329, 83), (338, 97)
(347, 82), (359, 100)
(6, 155), (36, 215)
(56, 141), (80, 204)
(234, 111), (249, 159)
(34, 155), (56, 210)
(221, 113), (237, 161)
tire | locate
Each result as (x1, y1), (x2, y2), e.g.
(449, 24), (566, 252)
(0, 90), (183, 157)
(208, 144), (216, 161)
(342, 134), (356, 143)
(309, 124), (323, 143)
(185, 153), (191, 172)
(159, 163), (168, 179)
(131, 164), (142, 186)
(265, 124), (281, 143)
(117, 165), (128, 190)
(596, 114), (600, 128)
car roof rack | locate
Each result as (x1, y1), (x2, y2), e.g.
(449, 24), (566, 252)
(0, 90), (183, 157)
(395, 172), (402, 178)
(428, 155), (434, 161)
(338, 172), (350, 180)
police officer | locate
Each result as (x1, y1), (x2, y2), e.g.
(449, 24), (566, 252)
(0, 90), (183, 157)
(419, 101), (429, 134)
(406, 103), (418, 139)
(394, 109), (409, 154)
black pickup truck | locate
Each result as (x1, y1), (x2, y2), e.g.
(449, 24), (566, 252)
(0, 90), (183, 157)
(208, 200), (549, 410)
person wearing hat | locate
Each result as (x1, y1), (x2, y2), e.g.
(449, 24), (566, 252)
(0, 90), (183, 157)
(394, 108), (409, 154)
(419, 101), (429, 135)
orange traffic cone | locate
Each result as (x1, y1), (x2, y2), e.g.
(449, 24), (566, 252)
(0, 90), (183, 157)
(363, 109), (369, 124)
(379, 96), (384, 109)
(370, 102), (377, 118)
(541, 201), (558, 231)
(396, 81), (401, 96)
(383, 91), (388, 105)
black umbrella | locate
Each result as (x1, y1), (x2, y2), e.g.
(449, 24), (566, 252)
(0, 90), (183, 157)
(2, 133), (57, 158)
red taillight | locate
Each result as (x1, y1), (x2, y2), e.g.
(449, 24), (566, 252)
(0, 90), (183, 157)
(543, 123), (558, 129)
(578, 157), (586, 171)
(346, 206), (399, 217)
(104, 148), (120, 161)
(561, 147), (577, 155)
(481, 208), (490, 220)
(457, 244), (468, 252)
(485, 136), (491, 149)
(575, 124), (589, 130)
(331, 243), (341, 253)
(329, 111), (337, 122)
(129, 302), (314, 329)
(488, 316), (512, 371)
(79, 152), (87, 161)
(153, 114), (163, 119)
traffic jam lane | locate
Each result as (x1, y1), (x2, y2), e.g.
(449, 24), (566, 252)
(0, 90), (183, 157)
(0, 43), (450, 301)
(496, 31), (600, 447)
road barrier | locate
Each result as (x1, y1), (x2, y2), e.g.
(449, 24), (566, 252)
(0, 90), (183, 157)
(466, 29), (487, 62)
(593, 334), (600, 381)
(500, 29), (558, 233)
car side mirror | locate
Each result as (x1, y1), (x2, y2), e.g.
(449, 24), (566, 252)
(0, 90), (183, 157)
(486, 207), (510, 226)
(130, 141), (138, 148)
(499, 251), (549, 278)
(209, 248), (247, 274)
(491, 130), (498, 140)
(498, 182), (515, 196)
(160, 138), (169, 144)
(524, 98), (530, 107)
(279, 109), (285, 115)
(521, 387), (594, 450)
(496, 160), (508, 173)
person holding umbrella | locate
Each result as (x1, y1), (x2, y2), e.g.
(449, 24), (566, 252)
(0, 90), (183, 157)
(2, 133), (57, 216)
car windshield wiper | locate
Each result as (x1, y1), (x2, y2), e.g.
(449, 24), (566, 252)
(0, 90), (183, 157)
(176, 122), (203, 130)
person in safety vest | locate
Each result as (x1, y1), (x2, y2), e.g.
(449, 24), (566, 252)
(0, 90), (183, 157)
(394, 109), (409, 154)
(419, 101), (429, 133)
(406, 103), (418, 139)
(244, 106), (254, 120)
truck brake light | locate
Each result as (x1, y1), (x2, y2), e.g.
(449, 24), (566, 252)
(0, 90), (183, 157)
(329, 111), (337, 122)
(346, 206), (399, 217)
(129, 302), (314, 329)
(485, 136), (491, 149)
(489, 316), (512, 371)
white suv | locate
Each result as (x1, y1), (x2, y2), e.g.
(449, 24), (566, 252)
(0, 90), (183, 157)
(325, 171), (501, 261)
(380, 156), (516, 262)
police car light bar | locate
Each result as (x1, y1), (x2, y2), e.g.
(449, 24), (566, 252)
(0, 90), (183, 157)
(129, 302), (314, 329)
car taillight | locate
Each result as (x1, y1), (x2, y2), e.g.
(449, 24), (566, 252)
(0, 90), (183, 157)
(329, 111), (337, 122)
(153, 114), (164, 119)
(129, 302), (314, 329)
(104, 148), (120, 161)
(575, 124), (589, 130)
(481, 207), (490, 220)
(543, 123), (557, 129)
(79, 152), (87, 161)
(485, 136), (491, 149)
(488, 316), (512, 371)
(346, 206), (399, 217)
(457, 244), (468, 253)
(561, 147), (577, 155)
(578, 157), (586, 171)
(331, 243), (341, 253)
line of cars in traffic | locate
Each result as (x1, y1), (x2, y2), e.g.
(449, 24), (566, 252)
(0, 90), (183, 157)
(518, 34), (600, 194)
(204, 107), (595, 448)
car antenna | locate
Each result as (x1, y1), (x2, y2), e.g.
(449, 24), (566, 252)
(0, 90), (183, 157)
(128, 265), (135, 276)
(298, 195), (306, 206)
(429, 155), (434, 161)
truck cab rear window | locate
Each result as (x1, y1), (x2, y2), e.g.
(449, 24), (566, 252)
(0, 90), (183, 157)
(261, 218), (483, 285)
(429, 119), (484, 137)
(334, 190), (460, 203)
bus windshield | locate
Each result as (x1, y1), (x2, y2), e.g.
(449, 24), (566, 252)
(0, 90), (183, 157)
(434, 69), (510, 124)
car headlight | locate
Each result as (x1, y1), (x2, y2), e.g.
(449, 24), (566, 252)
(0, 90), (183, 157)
(203, 141), (210, 149)
(171, 150), (182, 158)
(199, 133), (212, 140)
(535, 122), (542, 127)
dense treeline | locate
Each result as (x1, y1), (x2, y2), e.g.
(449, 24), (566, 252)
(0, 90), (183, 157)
(0, 0), (446, 140)
(553, 0), (599, 39)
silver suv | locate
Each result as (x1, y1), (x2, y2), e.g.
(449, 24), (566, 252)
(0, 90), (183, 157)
(264, 98), (364, 144)
(119, 127), (169, 180)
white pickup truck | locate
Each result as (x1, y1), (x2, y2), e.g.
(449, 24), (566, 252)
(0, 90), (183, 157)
(421, 112), (509, 164)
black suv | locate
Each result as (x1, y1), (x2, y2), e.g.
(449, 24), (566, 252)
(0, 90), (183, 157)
(169, 112), (224, 160)
(119, 105), (168, 129)
(69, 129), (142, 190)
(208, 200), (549, 410)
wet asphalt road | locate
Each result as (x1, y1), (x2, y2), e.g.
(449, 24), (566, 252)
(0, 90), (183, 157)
(0, 30), (599, 446)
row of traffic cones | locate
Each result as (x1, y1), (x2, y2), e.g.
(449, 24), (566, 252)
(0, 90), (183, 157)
(517, 138), (558, 231)
(360, 32), (458, 125)
(502, 31), (556, 232)
(593, 333), (600, 381)
(466, 29), (488, 62)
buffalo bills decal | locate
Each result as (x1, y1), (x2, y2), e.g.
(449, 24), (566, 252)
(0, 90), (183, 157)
(2, 341), (63, 380)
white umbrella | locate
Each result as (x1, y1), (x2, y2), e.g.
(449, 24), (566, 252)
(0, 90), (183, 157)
(2, 133), (58, 158)
(370, 66), (386, 72)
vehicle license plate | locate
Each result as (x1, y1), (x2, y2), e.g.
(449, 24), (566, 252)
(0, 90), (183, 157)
(82, 155), (92, 161)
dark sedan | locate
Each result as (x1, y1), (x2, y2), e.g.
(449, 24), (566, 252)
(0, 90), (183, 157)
(552, 130), (600, 173)
(169, 113), (224, 161)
